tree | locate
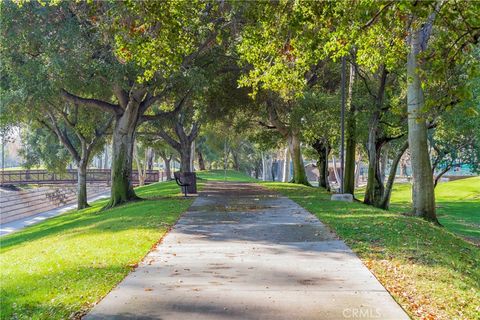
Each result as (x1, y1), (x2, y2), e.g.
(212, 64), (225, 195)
(262, 96), (310, 185)
(2, 1), (230, 208)
(155, 106), (201, 173)
(430, 102), (480, 187)
(343, 55), (357, 195)
(302, 87), (341, 191)
(19, 126), (71, 173)
(40, 104), (112, 209)
(405, 4), (441, 222)
(144, 137), (177, 181)
(1, 2), (114, 209)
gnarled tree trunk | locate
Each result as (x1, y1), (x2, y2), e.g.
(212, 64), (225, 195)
(287, 133), (309, 185)
(379, 141), (408, 209)
(282, 147), (290, 182)
(364, 141), (385, 207)
(157, 109), (200, 174)
(312, 139), (331, 191)
(364, 65), (388, 207)
(179, 143), (192, 173)
(164, 157), (172, 180)
(232, 151), (240, 171)
(197, 150), (206, 170)
(106, 103), (141, 208)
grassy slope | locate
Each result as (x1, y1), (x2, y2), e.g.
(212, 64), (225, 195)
(264, 182), (479, 320)
(389, 177), (480, 241)
(356, 177), (480, 242)
(0, 181), (196, 320)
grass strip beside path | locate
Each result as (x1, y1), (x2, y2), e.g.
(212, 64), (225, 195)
(196, 169), (259, 182)
(0, 181), (196, 320)
(264, 182), (480, 320)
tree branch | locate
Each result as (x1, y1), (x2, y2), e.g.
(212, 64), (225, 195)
(362, 2), (394, 29)
(62, 89), (122, 116)
(140, 90), (190, 123)
(157, 129), (181, 151)
(113, 85), (129, 110)
(266, 99), (289, 137)
(44, 111), (81, 163)
(258, 121), (277, 129)
(188, 122), (201, 142)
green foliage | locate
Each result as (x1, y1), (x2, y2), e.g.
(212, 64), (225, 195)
(430, 100), (480, 174)
(110, 1), (227, 82)
(19, 126), (71, 172)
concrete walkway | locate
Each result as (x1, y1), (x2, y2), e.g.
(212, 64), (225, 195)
(85, 182), (409, 320)
(0, 191), (110, 236)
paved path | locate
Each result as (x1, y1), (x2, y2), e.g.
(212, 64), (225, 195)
(0, 192), (110, 236)
(86, 182), (409, 320)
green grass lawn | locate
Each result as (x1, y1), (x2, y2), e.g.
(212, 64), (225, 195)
(2, 170), (476, 320)
(265, 182), (479, 320)
(0, 170), (254, 320)
(196, 169), (259, 182)
(0, 181), (196, 320)
(389, 177), (480, 242)
(356, 176), (480, 242)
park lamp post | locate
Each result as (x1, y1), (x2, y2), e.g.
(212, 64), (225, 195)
(332, 56), (353, 202)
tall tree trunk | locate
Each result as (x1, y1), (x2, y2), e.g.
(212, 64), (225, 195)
(262, 153), (267, 181)
(106, 105), (140, 209)
(364, 65), (388, 206)
(312, 139), (330, 191)
(287, 133), (309, 185)
(147, 148), (154, 171)
(180, 143), (192, 173)
(282, 147), (290, 182)
(159, 154), (173, 181)
(254, 161), (260, 179)
(354, 153), (362, 188)
(379, 141), (408, 209)
(332, 156), (341, 185)
(271, 160), (277, 182)
(232, 151), (240, 171)
(104, 145), (109, 169)
(343, 60), (356, 194)
(164, 157), (172, 180)
(380, 144), (389, 181)
(365, 142), (385, 206)
(133, 143), (147, 187)
(407, 24), (437, 223)
(197, 150), (206, 170)
(190, 140), (195, 172)
(365, 121), (379, 205)
(77, 160), (89, 209)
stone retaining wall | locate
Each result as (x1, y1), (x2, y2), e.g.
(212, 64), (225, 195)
(0, 184), (110, 224)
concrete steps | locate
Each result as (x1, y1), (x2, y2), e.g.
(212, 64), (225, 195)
(0, 184), (110, 224)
